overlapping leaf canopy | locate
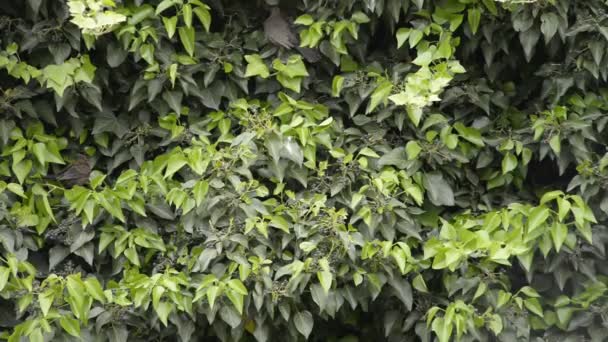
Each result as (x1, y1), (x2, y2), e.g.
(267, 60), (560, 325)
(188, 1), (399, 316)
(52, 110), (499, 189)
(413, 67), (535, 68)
(0, 0), (608, 341)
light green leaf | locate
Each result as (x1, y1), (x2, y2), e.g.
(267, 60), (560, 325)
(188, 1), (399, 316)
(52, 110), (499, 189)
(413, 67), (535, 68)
(7, 183), (26, 198)
(540, 190), (563, 205)
(317, 270), (332, 294)
(294, 14), (314, 26)
(0, 267), (10, 291)
(366, 80), (393, 114)
(550, 222), (567, 252)
(405, 141), (422, 160)
(193, 7), (211, 32)
(396, 28), (411, 48)
(29, 328), (43, 342)
(39, 291), (54, 317)
(244, 54), (269, 78)
(407, 106), (423, 127)
(519, 286), (541, 298)
(162, 16), (178, 38)
(178, 26), (195, 57)
(488, 314), (503, 335)
(557, 197), (571, 222)
(207, 286), (220, 309)
(155, 302), (173, 326)
(359, 147), (380, 158)
(182, 4), (192, 28)
(431, 317), (452, 342)
(528, 206), (549, 232)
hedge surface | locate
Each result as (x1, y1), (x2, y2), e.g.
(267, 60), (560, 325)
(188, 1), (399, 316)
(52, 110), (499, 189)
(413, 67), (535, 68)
(0, 0), (607, 341)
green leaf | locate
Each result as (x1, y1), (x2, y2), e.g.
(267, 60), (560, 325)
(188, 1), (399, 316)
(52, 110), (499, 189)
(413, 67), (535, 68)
(359, 147), (380, 158)
(412, 49), (433, 66)
(156, 0), (176, 15)
(97, 194), (125, 222)
(60, 316), (81, 337)
(84, 277), (106, 303)
(29, 328), (43, 342)
(540, 12), (559, 43)
(270, 215), (290, 233)
(519, 286), (540, 298)
(431, 317), (452, 342)
(225, 289), (244, 315)
(557, 197), (571, 222)
(528, 206), (549, 232)
(129, 5), (154, 25)
(193, 180), (209, 206)
(549, 134), (561, 154)
(482, 0), (498, 15)
(453, 123), (484, 147)
(488, 314), (503, 335)
(473, 282), (487, 301)
(351, 11), (370, 24)
(294, 311), (314, 339)
(332, 75), (344, 97)
(496, 290), (512, 308)
(12, 159), (32, 184)
(501, 153), (517, 174)
(412, 274), (428, 293)
(165, 153), (188, 178)
(178, 26), (195, 57)
(467, 8), (481, 34)
(423, 172), (454, 206)
(519, 28), (541, 62)
(575, 220), (593, 244)
(550, 222), (568, 252)
(227, 279), (248, 296)
(7, 183), (26, 198)
(409, 29), (423, 48)
(524, 298), (544, 317)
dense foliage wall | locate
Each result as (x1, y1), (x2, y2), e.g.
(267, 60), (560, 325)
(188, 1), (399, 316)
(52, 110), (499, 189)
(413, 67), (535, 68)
(0, 0), (608, 341)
